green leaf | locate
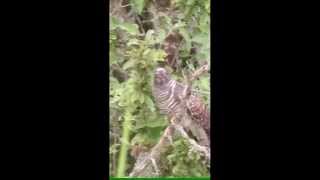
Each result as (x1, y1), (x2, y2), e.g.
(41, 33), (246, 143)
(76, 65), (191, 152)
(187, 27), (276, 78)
(110, 16), (120, 30)
(129, 92), (139, 104)
(151, 49), (166, 62)
(109, 144), (120, 154)
(142, 48), (151, 57)
(131, 0), (145, 14)
(192, 32), (209, 44)
(145, 96), (155, 112)
(173, 21), (186, 30)
(196, 52), (209, 62)
(199, 22), (210, 34)
(179, 28), (191, 50)
(145, 29), (155, 41)
(127, 38), (140, 46)
(122, 59), (136, 70)
(145, 118), (166, 128)
(130, 133), (146, 145)
(119, 23), (139, 35)
(110, 48), (118, 65)
(146, 127), (163, 139)
(197, 76), (210, 92)
(138, 92), (145, 104)
(205, 0), (210, 12)
(155, 29), (166, 43)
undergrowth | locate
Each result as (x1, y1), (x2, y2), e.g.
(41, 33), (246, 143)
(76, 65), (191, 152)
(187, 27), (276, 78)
(109, 0), (210, 177)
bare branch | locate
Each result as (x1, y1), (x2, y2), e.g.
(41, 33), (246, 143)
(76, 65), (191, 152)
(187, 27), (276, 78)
(129, 125), (174, 177)
(173, 124), (210, 161)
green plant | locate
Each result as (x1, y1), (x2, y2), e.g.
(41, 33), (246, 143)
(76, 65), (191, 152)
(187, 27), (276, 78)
(165, 139), (209, 177)
(109, 0), (210, 177)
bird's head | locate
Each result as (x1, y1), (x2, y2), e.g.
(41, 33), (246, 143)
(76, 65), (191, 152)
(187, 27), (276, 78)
(154, 67), (170, 86)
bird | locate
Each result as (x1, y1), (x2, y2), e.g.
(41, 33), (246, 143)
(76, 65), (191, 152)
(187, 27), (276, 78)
(152, 67), (210, 140)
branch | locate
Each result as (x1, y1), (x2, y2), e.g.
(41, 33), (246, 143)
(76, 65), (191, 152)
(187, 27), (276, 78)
(192, 89), (210, 95)
(129, 120), (210, 177)
(173, 124), (210, 161)
(129, 125), (174, 177)
(110, 0), (124, 16)
(190, 63), (209, 81)
(180, 63), (209, 100)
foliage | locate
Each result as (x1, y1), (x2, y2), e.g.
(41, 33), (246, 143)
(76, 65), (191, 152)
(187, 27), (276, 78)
(164, 139), (209, 177)
(109, 0), (210, 177)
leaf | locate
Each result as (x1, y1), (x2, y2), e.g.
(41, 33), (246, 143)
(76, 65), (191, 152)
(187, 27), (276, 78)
(196, 52), (209, 62)
(142, 48), (151, 57)
(110, 48), (118, 65)
(187, 0), (195, 5)
(130, 133), (146, 145)
(158, 15), (171, 31)
(173, 21), (186, 30)
(128, 91), (138, 104)
(145, 29), (155, 41)
(119, 23), (139, 35)
(205, 0), (210, 12)
(151, 49), (166, 62)
(110, 16), (120, 30)
(199, 22), (210, 34)
(122, 59), (136, 70)
(145, 96), (155, 112)
(131, 0), (145, 14)
(109, 144), (120, 154)
(127, 38), (140, 46)
(145, 118), (167, 128)
(197, 76), (210, 92)
(179, 28), (191, 50)
(155, 29), (166, 43)
(138, 92), (145, 104)
(192, 32), (209, 44)
(146, 127), (163, 139)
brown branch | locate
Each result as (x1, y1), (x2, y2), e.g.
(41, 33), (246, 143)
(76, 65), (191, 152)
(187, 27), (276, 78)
(129, 119), (210, 177)
(129, 125), (174, 177)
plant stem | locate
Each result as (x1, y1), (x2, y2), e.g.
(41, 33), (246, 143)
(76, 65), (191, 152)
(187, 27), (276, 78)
(116, 112), (131, 177)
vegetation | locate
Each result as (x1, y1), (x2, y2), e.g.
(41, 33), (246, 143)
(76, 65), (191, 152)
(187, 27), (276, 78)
(109, 0), (210, 177)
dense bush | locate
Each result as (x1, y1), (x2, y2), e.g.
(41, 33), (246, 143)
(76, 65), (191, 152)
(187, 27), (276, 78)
(109, 0), (210, 177)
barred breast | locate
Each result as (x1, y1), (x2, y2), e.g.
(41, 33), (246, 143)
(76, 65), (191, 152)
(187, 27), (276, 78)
(153, 79), (184, 116)
(152, 67), (210, 139)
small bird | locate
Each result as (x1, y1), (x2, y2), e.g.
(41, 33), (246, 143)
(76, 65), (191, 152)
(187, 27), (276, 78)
(152, 67), (210, 139)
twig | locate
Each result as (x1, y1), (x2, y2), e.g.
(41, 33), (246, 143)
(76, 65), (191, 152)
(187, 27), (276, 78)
(150, 157), (160, 176)
(129, 125), (174, 177)
(192, 89), (210, 95)
(129, 120), (210, 177)
(190, 63), (209, 81)
(135, 16), (145, 35)
(110, 0), (124, 16)
(173, 124), (210, 160)
(121, 3), (132, 8)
